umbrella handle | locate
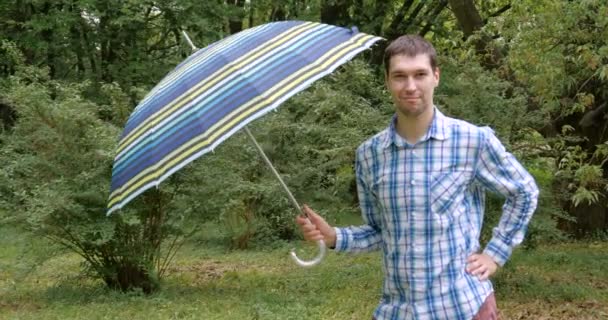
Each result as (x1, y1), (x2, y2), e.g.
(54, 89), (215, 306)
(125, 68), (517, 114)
(243, 126), (326, 267)
(290, 239), (326, 267)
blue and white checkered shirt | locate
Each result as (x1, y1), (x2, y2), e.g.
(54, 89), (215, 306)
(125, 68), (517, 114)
(334, 107), (539, 320)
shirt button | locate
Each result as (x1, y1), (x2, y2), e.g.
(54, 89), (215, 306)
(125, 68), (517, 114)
(410, 179), (416, 185)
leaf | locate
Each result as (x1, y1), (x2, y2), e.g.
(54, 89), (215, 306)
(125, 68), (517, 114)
(572, 187), (601, 206)
(561, 125), (575, 134)
(574, 164), (603, 186)
(598, 65), (608, 81)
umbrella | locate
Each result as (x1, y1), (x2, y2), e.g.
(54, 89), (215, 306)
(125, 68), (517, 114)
(107, 20), (383, 266)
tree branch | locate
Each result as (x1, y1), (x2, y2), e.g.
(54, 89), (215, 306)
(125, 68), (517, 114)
(420, 0), (448, 37)
(385, 0), (415, 38)
(485, 3), (511, 23)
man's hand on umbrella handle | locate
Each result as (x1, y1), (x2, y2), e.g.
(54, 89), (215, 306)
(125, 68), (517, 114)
(296, 205), (336, 249)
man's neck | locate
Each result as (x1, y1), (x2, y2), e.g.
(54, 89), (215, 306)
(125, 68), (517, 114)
(395, 106), (434, 144)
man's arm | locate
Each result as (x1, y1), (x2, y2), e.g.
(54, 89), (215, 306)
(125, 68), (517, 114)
(474, 127), (540, 266)
(333, 147), (384, 253)
(296, 147), (383, 253)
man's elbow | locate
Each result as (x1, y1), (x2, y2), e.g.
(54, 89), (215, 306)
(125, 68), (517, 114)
(521, 178), (540, 212)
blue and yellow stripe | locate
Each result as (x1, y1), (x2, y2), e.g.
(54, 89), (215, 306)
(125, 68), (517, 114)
(108, 21), (383, 214)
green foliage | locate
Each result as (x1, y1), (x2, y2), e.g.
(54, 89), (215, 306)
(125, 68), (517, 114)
(498, 0), (608, 211)
(0, 0), (231, 86)
(477, 158), (569, 250)
(0, 40), (24, 77)
(436, 52), (528, 142)
(0, 64), (195, 293)
(520, 161), (570, 248)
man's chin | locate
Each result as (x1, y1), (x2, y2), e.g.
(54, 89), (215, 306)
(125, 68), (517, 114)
(398, 105), (425, 117)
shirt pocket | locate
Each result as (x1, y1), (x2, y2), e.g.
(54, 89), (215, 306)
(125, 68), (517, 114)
(429, 170), (473, 218)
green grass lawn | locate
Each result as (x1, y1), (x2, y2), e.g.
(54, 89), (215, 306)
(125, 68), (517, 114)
(1, 227), (607, 320)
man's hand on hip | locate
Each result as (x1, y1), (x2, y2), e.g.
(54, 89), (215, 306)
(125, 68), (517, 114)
(466, 253), (498, 281)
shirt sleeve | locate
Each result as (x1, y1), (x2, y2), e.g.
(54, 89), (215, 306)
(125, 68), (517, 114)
(475, 127), (539, 266)
(334, 146), (383, 253)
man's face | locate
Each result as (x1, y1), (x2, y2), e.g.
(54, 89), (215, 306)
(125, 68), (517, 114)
(385, 54), (440, 118)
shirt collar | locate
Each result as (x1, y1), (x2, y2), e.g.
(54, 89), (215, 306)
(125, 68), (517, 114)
(382, 106), (450, 149)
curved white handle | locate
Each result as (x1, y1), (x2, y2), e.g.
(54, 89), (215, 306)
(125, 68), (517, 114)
(290, 239), (326, 267)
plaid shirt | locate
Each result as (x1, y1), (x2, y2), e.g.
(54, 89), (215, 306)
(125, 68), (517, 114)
(334, 108), (539, 320)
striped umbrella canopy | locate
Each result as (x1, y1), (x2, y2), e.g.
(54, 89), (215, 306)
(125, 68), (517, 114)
(107, 20), (382, 215)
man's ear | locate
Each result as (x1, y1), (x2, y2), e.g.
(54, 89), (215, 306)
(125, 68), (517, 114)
(433, 67), (440, 86)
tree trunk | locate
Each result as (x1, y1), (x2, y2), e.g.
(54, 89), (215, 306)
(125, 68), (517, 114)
(103, 262), (158, 294)
(447, 0), (503, 69)
(39, 2), (56, 78)
(320, 0), (351, 26)
(372, 0), (427, 68)
(69, 4), (86, 78)
(558, 201), (608, 237)
(270, 5), (286, 21)
(0, 101), (17, 131)
(447, 0), (484, 37)
(99, 9), (117, 82)
(12, 1), (36, 66)
(75, 11), (98, 79)
(228, 0), (246, 34)
(384, 0), (415, 41)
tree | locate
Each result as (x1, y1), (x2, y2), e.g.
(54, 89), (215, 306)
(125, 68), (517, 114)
(495, 0), (608, 235)
(447, 0), (509, 68)
(0, 54), (200, 292)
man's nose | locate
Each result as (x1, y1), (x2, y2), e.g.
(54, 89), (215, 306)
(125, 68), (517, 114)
(404, 78), (416, 91)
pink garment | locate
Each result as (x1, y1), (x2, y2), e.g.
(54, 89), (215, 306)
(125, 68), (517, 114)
(371, 292), (499, 320)
(472, 292), (499, 320)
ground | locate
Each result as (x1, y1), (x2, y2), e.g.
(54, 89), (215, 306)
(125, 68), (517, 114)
(1, 228), (607, 320)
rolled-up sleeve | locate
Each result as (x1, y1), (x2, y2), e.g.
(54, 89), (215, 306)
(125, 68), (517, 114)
(475, 127), (539, 266)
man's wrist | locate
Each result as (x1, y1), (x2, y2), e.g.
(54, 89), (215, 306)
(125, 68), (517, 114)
(330, 227), (344, 250)
(326, 232), (337, 249)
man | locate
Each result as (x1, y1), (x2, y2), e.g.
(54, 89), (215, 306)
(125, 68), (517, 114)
(296, 35), (539, 320)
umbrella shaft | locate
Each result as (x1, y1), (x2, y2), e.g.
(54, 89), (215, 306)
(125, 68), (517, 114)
(181, 30), (198, 51)
(244, 126), (303, 216)
(180, 31), (304, 218)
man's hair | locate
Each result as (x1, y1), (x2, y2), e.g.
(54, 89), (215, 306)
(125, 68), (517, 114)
(384, 35), (438, 74)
